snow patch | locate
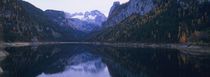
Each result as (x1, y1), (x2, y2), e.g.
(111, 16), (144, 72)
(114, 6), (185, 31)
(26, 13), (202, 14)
(88, 15), (96, 20)
(71, 15), (85, 20)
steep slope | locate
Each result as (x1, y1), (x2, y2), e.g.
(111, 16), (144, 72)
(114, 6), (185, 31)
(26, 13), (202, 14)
(44, 10), (74, 27)
(45, 10), (107, 33)
(103, 0), (157, 28)
(44, 10), (86, 38)
(93, 0), (210, 43)
(108, 1), (120, 16)
(0, 0), (78, 42)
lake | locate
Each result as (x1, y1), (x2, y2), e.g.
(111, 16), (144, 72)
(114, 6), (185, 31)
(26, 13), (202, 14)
(0, 44), (210, 77)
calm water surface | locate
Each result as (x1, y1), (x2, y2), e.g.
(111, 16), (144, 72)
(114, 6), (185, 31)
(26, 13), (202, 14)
(0, 44), (210, 77)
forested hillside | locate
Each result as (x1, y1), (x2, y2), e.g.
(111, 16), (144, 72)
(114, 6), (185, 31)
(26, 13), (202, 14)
(0, 0), (80, 42)
(91, 0), (210, 43)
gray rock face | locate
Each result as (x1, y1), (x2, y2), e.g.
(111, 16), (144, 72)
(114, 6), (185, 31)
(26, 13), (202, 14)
(103, 0), (158, 28)
(104, 0), (209, 28)
(109, 1), (120, 16)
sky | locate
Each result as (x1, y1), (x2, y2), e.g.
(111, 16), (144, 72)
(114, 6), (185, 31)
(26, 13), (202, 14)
(23, 0), (129, 17)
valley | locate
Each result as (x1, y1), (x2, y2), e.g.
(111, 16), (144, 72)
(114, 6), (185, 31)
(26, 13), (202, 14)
(0, 0), (210, 77)
(1, 0), (209, 43)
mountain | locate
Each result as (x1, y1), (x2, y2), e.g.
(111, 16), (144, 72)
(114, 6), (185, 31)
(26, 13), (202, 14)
(90, 0), (210, 43)
(44, 10), (86, 38)
(45, 10), (107, 32)
(44, 10), (74, 27)
(68, 10), (107, 25)
(65, 10), (107, 32)
(0, 0), (80, 42)
(103, 0), (156, 28)
(108, 1), (120, 16)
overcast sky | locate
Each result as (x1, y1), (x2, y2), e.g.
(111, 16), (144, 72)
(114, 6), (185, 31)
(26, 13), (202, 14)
(23, 0), (129, 17)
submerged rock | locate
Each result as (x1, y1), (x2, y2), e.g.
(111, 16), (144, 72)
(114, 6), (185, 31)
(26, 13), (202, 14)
(0, 48), (8, 75)
(0, 67), (3, 74)
(0, 49), (9, 60)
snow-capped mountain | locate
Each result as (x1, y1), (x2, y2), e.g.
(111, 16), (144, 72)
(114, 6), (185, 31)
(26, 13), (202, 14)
(65, 10), (107, 32)
(45, 10), (107, 32)
(66, 10), (107, 25)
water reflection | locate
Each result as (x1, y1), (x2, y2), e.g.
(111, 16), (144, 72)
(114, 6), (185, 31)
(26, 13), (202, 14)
(1, 45), (210, 77)
(38, 52), (110, 77)
(0, 47), (8, 75)
(95, 47), (210, 77)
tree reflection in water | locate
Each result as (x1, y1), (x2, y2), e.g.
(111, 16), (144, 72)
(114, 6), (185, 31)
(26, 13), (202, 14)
(1, 45), (210, 77)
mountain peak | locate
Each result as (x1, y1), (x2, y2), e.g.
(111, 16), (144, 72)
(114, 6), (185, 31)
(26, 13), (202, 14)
(68, 10), (107, 23)
(108, 1), (121, 16)
(61, 10), (107, 32)
(113, 1), (120, 5)
(104, 0), (156, 28)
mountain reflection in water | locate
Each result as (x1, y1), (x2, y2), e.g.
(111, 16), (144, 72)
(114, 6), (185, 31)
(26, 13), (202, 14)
(38, 52), (110, 77)
(0, 45), (210, 77)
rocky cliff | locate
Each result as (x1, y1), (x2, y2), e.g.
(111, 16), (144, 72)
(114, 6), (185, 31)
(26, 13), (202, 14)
(103, 0), (158, 28)
(92, 0), (210, 43)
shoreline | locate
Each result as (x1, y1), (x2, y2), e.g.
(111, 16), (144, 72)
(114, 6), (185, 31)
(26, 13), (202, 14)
(0, 42), (209, 53)
(0, 42), (209, 75)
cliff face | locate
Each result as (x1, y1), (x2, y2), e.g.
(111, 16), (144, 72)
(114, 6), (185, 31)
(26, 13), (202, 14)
(108, 1), (120, 16)
(103, 0), (157, 28)
(104, 0), (210, 28)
